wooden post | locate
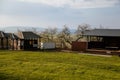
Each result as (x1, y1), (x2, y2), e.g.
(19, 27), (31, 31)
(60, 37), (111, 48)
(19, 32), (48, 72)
(23, 40), (24, 50)
(1, 38), (3, 49)
(12, 39), (14, 50)
(38, 38), (39, 49)
(6, 38), (9, 49)
(16, 39), (18, 50)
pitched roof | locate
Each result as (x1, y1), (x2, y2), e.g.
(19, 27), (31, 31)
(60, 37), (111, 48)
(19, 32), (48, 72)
(83, 29), (120, 37)
(21, 31), (40, 39)
(6, 33), (19, 39)
(0, 31), (8, 38)
(0, 31), (20, 39)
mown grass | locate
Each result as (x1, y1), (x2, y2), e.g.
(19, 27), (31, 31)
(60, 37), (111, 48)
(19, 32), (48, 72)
(0, 50), (120, 80)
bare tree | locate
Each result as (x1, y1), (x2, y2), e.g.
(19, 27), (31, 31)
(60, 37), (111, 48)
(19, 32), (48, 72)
(75, 24), (90, 41)
(40, 24), (90, 49)
(58, 25), (73, 48)
(40, 27), (57, 42)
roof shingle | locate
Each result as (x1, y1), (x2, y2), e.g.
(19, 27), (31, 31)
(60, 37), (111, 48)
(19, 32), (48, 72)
(0, 31), (8, 38)
(22, 31), (40, 39)
(6, 33), (19, 39)
(83, 29), (120, 37)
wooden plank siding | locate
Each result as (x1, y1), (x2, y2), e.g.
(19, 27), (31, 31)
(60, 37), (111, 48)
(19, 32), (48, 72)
(0, 31), (9, 50)
(72, 41), (87, 51)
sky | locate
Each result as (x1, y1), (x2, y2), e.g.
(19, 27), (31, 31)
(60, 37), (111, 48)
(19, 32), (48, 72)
(0, 0), (120, 29)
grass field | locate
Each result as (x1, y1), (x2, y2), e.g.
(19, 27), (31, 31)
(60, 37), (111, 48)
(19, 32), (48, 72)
(0, 50), (120, 80)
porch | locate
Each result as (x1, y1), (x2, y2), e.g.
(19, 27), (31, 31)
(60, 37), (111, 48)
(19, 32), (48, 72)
(87, 36), (120, 50)
(17, 31), (41, 50)
(23, 39), (38, 50)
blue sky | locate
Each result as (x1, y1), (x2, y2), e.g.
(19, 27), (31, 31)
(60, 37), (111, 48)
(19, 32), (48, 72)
(0, 0), (120, 29)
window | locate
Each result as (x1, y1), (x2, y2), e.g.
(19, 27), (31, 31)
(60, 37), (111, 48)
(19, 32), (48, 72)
(34, 40), (37, 44)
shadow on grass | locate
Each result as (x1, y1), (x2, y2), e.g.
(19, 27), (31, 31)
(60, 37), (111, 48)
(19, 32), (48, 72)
(0, 72), (55, 80)
(0, 72), (21, 80)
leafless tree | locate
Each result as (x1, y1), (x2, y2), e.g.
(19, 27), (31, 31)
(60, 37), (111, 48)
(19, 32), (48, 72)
(40, 24), (91, 49)
(58, 25), (73, 49)
(40, 27), (57, 42)
(75, 24), (90, 41)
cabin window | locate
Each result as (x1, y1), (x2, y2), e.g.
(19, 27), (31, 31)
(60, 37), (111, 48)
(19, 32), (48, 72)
(34, 40), (37, 44)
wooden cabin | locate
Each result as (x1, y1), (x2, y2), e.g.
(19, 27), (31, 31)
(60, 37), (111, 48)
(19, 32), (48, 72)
(7, 33), (20, 50)
(17, 31), (41, 50)
(72, 29), (120, 52)
(0, 31), (9, 49)
(0, 31), (41, 50)
(84, 29), (120, 50)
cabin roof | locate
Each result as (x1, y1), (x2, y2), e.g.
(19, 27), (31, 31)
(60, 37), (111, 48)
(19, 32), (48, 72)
(6, 33), (20, 39)
(0, 31), (8, 38)
(83, 29), (120, 37)
(21, 31), (41, 39)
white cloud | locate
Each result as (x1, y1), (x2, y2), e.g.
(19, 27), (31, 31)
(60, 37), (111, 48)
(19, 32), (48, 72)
(18, 0), (119, 8)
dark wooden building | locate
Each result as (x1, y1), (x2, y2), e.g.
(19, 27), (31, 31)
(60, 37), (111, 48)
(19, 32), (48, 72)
(17, 31), (41, 50)
(7, 33), (20, 50)
(0, 31), (9, 49)
(84, 29), (120, 50)
(72, 29), (120, 52)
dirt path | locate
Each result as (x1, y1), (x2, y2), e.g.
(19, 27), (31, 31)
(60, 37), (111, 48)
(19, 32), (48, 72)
(61, 50), (112, 57)
(79, 53), (112, 57)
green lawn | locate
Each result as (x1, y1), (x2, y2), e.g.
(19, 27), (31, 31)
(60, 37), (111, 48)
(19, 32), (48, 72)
(0, 50), (120, 80)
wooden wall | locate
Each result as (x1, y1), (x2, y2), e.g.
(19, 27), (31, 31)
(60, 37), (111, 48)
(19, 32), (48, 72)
(72, 41), (87, 51)
(0, 38), (8, 49)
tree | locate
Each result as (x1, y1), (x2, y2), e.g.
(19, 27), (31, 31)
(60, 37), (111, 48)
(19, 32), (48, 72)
(40, 24), (91, 49)
(75, 24), (90, 41)
(58, 25), (73, 48)
(40, 27), (57, 42)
